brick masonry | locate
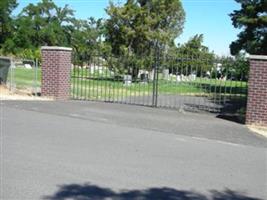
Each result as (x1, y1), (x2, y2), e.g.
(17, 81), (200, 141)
(41, 46), (72, 100)
(246, 55), (267, 127)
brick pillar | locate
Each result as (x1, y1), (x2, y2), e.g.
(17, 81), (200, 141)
(41, 46), (72, 100)
(246, 55), (267, 127)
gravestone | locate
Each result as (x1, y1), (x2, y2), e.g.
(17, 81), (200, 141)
(90, 66), (94, 74)
(189, 74), (196, 81)
(123, 75), (132, 86)
(140, 73), (148, 83)
(24, 64), (32, 69)
(181, 74), (187, 81)
(176, 75), (181, 82)
(163, 69), (169, 80)
(149, 69), (155, 81)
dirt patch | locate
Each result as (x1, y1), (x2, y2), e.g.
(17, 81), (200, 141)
(0, 85), (52, 101)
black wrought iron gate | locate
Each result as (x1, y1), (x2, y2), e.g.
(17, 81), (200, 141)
(71, 55), (247, 113)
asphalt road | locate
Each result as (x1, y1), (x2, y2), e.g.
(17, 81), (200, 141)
(1, 101), (267, 200)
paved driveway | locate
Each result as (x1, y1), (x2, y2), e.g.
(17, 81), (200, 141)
(1, 101), (267, 200)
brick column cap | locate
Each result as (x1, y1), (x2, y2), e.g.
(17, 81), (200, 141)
(41, 46), (72, 51)
(250, 55), (267, 60)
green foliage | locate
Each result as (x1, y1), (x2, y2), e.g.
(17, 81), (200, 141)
(104, 0), (185, 78)
(70, 18), (104, 65)
(176, 34), (213, 58)
(0, 0), (106, 65)
(105, 0), (185, 57)
(2, 0), (74, 54)
(219, 53), (249, 81)
(0, 0), (18, 50)
(230, 0), (267, 55)
(17, 49), (41, 61)
(167, 34), (215, 75)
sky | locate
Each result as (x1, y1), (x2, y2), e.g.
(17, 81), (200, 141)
(14, 0), (242, 56)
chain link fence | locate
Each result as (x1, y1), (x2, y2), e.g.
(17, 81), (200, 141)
(0, 57), (41, 96)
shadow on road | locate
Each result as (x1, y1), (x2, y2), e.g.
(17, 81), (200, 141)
(43, 183), (262, 200)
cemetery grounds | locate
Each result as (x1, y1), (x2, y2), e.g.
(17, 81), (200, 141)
(7, 66), (247, 110)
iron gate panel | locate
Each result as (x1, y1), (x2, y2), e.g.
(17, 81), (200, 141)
(71, 55), (156, 106)
(71, 55), (247, 113)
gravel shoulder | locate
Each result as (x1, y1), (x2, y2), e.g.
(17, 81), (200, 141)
(0, 85), (51, 101)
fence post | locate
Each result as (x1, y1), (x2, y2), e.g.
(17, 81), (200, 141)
(41, 46), (72, 100)
(246, 55), (267, 127)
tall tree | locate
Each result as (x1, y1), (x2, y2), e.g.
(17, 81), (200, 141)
(70, 17), (104, 65)
(229, 0), (267, 55)
(4, 0), (74, 54)
(219, 53), (249, 81)
(104, 0), (185, 77)
(176, 34), (213, 58)
(174, 34), (215, 75)
(105, 0), (185, 57)
(0, 0), (18, 49)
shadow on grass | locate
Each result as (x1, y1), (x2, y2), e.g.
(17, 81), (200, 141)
(43, 183), (262, 200)
(195, 83), (247, 96)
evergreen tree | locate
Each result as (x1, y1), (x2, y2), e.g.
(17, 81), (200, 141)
(174, 34), (214, 76)
(230, 0), (267, 55)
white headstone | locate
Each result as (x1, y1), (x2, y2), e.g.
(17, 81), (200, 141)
(24, 64), (32, 69)
(90, 67), (94, 74)
(123, 75), (132, 86)
(189, 74), (196, 81)
(163, 69), (169, 80)
(149, 69), (154, 81)
(181, 74), (188, 81)
(176, 75), (181, 82)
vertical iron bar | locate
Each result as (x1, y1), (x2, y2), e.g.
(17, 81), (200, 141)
(152, 52), (157, 107)
(81, 62), (84, 99)
(72, 64), (75, 99)
(77, 64), (80, 99)
(84, 61), (88, 100)
(34, 59), (38, 96)
(154, 46), (159, 107)
(89, 58), (92, 100)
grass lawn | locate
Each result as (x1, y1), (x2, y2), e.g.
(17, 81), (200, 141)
(7, 67), (41, 90)
(71, 77), (247, 101)
(7, 68), (247, 100)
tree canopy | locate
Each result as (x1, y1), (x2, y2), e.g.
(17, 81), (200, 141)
(230, 0), (267, 55)
(176, 34), (214, 59)
(171, 34), (215, 75)
(0, 0), (223, 69)
(10, 0), (74, 52)
(70, 18), (104, 65)
(105, 0), (185, 57)
(0, 0), (18, 48)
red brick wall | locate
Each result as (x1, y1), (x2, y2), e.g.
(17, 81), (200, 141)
(41, 47), (72, 100)
(246, 55), (267, 126)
